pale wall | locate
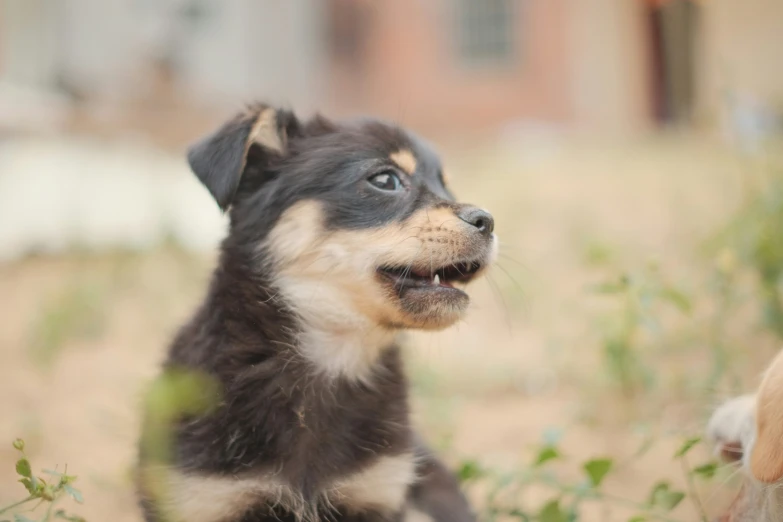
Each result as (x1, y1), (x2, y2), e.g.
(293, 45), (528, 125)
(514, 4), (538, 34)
(698, 0), (783, 119)
(569, 0), (651, 133)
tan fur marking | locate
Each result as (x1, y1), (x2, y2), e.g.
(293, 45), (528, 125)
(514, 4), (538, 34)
(751, 349), (783, 483)
(141, 457), (416, 522)
(236, 108), (285, 177)
(390, 149), (417, 175)
(405, 509), (435, 522)
(332, 454), (417, 513)
(249, 108), (285, 153)
(441, 169), (451, 185)
(140, 467), (297, 522)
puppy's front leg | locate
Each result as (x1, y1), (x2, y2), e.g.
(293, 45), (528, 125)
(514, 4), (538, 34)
(406, 447), (476, 522)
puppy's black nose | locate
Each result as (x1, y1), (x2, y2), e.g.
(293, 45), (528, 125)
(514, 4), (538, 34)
(458, 207), (494, 236)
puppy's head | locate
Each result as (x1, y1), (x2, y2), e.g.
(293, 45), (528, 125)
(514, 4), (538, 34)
(188, 104), (496, 331)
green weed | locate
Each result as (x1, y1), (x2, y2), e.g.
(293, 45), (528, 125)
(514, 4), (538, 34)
(461, 435), (718, 522)
(718, 158), (783, 338)
(590, 264), (692, 398)
(0, 440), (85, 522)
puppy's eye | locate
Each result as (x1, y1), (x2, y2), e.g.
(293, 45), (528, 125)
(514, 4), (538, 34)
(368, 171), (403, 192)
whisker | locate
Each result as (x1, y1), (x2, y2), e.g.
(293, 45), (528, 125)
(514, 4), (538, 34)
(485, 273), (513, 335)
(493, 262), (526, 297)
(398, 244), (425, 297)
(429, 243), (434, 279)
(704, 463), (745, 505)
(497, 251), (532, 273)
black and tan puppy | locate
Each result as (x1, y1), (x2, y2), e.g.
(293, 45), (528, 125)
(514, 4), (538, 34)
(137, 104), (496, 522)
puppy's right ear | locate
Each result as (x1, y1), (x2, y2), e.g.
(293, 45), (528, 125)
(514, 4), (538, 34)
(187, 105), (297, 210)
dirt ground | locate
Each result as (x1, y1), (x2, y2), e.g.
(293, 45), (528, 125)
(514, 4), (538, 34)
(1, 133), (776, 521)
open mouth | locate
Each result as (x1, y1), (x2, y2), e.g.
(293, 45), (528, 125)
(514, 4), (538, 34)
(377, 260), (483, 294)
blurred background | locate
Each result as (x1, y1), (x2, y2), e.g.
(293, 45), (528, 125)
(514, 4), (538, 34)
(2, 0), (783, 520)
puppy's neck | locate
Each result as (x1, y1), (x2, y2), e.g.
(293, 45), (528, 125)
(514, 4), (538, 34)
(213, 246), (400, 383)
(274, 272), (400, 383)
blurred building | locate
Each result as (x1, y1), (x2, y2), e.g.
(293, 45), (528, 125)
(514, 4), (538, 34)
(1, 0), (782, 137)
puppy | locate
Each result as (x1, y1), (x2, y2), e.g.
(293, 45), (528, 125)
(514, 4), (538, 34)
(708, 349), (783, 521)
(137, 104), (496, 522)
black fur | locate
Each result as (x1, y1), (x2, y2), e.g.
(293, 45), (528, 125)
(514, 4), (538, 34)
(138, 104), (479, 522)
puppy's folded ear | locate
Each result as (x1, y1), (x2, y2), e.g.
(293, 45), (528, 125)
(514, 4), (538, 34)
(751, 348), (783, 483)
(187, 105), (298, 210)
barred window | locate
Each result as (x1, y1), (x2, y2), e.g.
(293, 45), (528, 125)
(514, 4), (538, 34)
(455, 0), (516, 65)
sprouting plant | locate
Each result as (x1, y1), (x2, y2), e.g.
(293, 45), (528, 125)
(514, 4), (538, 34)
(0, 439), (85, 522)
(717, 159), (783, 339)
(700, 247), (743, 391)
(459, 434), (719, 522)
(590, 264), (692, 397)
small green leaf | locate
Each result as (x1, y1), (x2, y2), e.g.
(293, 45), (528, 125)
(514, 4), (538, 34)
(583, 458), (613, 487)
(648, 481), (669, 503)
(692, 461), (719, 479)
(533, 446), (560, 467)
(674, 436), (701, 458)
(12, 438), (25, 451)
(55, 510), (86, 522)
(456, 460), (484, 483)
(648, 482), (685, 511)
(15, 458), (32, 478)
(538, 500), (569, 522)
(64, 484), (84, 504)
(18, 477), (36, 494)
(658, 491), (684, 511)
(659, 287), (692, 313)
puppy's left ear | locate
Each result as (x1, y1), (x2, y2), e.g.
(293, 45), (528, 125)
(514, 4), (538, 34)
(750, 348), (783, 483)
(187, 105), (298, 210)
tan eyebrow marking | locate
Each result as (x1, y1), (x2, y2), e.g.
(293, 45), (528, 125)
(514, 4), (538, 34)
(389, 149), (417, 175)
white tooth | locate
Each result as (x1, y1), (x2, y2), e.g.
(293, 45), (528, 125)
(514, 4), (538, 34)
(433, 274), (440, 285)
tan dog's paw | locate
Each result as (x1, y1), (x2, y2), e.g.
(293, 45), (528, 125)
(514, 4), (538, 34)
(707, 394), (756, 464)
